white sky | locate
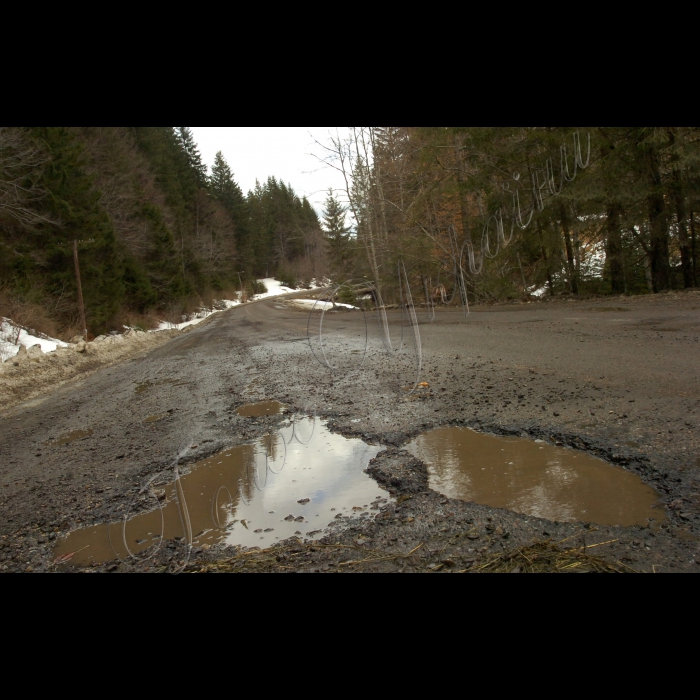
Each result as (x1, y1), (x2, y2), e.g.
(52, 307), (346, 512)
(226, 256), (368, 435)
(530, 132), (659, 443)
(190, 127), (346, 214)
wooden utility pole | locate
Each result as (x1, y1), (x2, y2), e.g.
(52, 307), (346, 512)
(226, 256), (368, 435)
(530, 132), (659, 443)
(73, 240), (88, 339)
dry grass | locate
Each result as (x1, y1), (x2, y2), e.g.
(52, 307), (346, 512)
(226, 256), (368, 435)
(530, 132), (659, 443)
(189, 540), (425, 574)
(114, 311), (160, 333)
(0, 287), (59, 339)
(472, 536), (636, 574)
(188, 530), (635, 575)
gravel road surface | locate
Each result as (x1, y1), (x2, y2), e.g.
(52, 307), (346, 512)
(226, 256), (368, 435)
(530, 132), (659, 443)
(1, 289), (699, 573)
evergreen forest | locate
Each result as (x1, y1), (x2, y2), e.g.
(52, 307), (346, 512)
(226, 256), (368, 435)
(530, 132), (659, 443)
(321, 127), (700, 303)
(0, 127), (323, 338)
(1, 127), (699, 341)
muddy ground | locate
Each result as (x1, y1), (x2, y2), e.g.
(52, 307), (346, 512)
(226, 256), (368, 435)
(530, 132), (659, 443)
(1, 289), (699, 574)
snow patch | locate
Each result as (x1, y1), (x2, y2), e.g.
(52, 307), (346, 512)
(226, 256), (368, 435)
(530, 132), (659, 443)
(1, 318), (68, 363)
(290, 299), (358, 311)
(253, 279), (296, 299)
(154, 279), (312, 331)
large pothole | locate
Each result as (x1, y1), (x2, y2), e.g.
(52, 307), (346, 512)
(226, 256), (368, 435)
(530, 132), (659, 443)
(54, 413), (387, 567)
(407, 427), (667, 527)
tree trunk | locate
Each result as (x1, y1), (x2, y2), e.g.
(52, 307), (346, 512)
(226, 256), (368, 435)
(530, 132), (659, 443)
(648, 193), (671, 292)
(643, 254), (654, 294)
(517, 253), (528, 296)
(454, 133), (472, 244)
(606, 203), (625, 294)
(691, 209), (698, 286)
(672, 175), (694, 288)
(644, 142), (671, 292)
(538, 221), (555, 296)
(560, 204), (578, 294)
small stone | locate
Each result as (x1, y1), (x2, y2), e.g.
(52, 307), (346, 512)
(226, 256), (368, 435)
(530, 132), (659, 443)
(284, 515), (295, 522)
(494, 527), (504, 537)
(297, 499), (310, 505)
(254, 529), (263, 534)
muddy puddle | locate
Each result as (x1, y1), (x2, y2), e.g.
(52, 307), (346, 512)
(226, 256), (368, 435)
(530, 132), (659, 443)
(56, 430), (93, 445)
(54, 415), (385, 567)
(408, 427), (667, 527)
(236, 401), (285, 418)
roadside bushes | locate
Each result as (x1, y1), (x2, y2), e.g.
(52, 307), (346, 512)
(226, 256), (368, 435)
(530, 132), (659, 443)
(248, 280), (268, 296)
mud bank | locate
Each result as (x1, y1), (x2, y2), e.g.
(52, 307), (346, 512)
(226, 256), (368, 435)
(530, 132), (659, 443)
(0, 329), (188, 414)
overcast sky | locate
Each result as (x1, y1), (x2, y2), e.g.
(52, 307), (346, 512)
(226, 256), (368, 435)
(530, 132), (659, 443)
(190, 127), (346, 214)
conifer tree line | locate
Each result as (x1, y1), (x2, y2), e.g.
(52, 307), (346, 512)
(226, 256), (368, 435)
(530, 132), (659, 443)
(0, 127), (324, 337)
(321, 127), (700, 301)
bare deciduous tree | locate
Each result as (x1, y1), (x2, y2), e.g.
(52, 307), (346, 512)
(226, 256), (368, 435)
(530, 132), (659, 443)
(0, 127), (55, 227)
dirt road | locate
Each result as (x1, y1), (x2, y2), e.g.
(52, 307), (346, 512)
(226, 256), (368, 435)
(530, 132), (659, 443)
(1, 289), (699, 573)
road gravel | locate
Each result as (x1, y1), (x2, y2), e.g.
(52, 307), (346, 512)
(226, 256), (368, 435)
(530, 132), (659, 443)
(1, 288), (699, 573)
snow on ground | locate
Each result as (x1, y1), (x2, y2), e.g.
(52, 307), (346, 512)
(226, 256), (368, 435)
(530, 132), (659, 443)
(0, 319), (68, 362)
(253, 278), (296, 299)
(2, 279), (328, 360)
(155, 279), (328, 331)
(290, 299), (358, 311)
(156, 296), (244, 331)
(527, 286), (548, 298)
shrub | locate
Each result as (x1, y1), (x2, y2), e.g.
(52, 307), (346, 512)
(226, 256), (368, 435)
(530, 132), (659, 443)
(248, 280), (268, 296)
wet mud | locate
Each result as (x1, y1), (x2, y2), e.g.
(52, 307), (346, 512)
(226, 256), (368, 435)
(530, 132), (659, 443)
(236, 401), (286, 418)
(1, 289), (700, 573)
(56, 430), (94, 446)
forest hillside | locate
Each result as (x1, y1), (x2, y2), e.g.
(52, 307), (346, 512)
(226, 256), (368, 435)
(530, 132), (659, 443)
(2, 127), (699, 341)
(322, 127), (699, 303)
(0, 127), (324, 339)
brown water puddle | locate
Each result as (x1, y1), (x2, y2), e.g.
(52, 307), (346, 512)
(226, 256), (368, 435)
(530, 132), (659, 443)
(54, 417), (385, 567)
(56, 430), (94, 445)
(408, 427), (667, 527)
(237, 401), (285, 418)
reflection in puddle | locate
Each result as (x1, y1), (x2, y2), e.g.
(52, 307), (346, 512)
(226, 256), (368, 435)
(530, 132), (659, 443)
(408, 427), (667, 527)
(54, 418), (385, 567)
(237, 401), (285, 418)
(57, 430), (94, 445)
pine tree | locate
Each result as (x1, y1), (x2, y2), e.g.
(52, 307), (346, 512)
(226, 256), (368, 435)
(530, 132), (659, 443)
(177, 127), (208, 187)
(322, 189), (350, 275)
(209, 151), (252, 272)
